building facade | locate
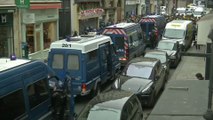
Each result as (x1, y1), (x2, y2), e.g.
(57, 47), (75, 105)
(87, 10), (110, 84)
(0, 1), (16, 58)
(72, 0), (104, 34)
(21, 0), (61, 60)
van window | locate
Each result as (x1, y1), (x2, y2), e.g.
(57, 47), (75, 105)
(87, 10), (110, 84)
(131, 32), (139, 47)
(114, 37), (124, 49)
(0, 89), (25, 120)
(88, 50), (97, 61)
(164, 29), (185, 39)
(52, 54), (64, 69)
(68, 55), (79, 70)
(28, 79), (49, 109)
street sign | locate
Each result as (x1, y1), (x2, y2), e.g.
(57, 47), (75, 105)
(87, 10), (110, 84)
(16, 0), (30, 8)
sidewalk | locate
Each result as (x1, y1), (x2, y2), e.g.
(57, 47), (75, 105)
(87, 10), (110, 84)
(170, 45), (213, 109)
(146, 45), (213, 120)
(170, 45), (206, 81)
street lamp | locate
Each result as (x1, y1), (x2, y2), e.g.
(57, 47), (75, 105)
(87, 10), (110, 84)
(203, 28), (213, 120)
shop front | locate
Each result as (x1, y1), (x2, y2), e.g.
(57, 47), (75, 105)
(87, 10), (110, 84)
(22, 7), (60, 60)
(0, 9), (14, 57)
(78, 8), (104, 34)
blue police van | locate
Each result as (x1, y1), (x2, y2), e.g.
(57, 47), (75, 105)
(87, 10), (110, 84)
(139, 15), (166, 47)
(48, 34), (120, 97)
(0, 58), (74, 120)
(102, 23), (146, 66)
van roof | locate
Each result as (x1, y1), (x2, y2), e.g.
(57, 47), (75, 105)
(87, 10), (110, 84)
(143, 15), (163, 18)
(166, 20), (192, 29)
(0, 58), (30, 72)
(50, 35), (112, 53)
(106, 22), (138, 29)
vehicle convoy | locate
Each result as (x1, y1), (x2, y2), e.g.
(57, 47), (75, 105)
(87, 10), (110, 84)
(0, 58), (73, 120)
(112, 57), (166, 107)
(77, 90), (143, 120)
(102, 22), (146, 66)
(48, 35), (120, 97)
(156, 40), (181, 68)
(139, 15), (166, 47)
(162, 20), (193, 51)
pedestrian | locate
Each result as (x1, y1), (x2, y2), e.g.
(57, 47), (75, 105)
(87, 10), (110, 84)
(72, 31), (78, 37)
(150, 30), (156, 49)
(195, 73), (204, 80)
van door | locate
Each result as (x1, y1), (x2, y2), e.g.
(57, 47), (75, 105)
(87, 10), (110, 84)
(48, 49), (82, 95)
(0, 81), (28, 120)
(65, 52), (82, 95)
(26, 77), (50, 120)
(110, 34), (126, 59)
(99, 43), (110, 82)
(48, 49), (67, 80)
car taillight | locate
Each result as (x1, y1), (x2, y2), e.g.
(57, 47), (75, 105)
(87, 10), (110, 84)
(82, 83), (86, 93)
(119, 58), (127, 61)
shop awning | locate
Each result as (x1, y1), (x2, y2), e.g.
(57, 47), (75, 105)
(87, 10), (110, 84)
(30, 2), (62, 9)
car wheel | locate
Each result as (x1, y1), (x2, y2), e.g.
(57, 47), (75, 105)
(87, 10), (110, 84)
(148, 94), (156, 108)
(161, 81), (166, 91)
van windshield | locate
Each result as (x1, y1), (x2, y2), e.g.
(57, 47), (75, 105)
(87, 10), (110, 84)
(164, 29), (185, 39)
(177, 10), (185, 13)
(194, 11), (202, 15)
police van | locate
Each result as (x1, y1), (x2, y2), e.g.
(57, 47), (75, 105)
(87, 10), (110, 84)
(0, 58), (59, 120)
(102, 23), (146, 66)
(162, 20), (193, 51)
(139, 15), (166, 47)
(48, 35), (120, 97)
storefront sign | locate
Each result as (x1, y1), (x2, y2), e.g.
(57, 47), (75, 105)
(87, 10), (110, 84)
(23, 13), (35, 24)
(0, 13), (13, 25)
(16, 0), (30, 8)
(79, 8), (104, 19)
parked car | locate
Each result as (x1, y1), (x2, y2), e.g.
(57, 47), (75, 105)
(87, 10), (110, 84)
(112, 57), (166, 107)
(156, 40), (181, 68)
(144, 50), (170, 80)
(77, 90), (143, 120)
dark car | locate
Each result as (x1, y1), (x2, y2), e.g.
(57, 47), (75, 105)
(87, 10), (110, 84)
(113, 57), (166, 107)
(77, 90), (143, 120)
(144, 50), (170, 81)
(156, 40), (181, 68)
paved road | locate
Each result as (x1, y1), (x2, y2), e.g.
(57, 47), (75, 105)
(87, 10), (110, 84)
(74, 45), (207, 119)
